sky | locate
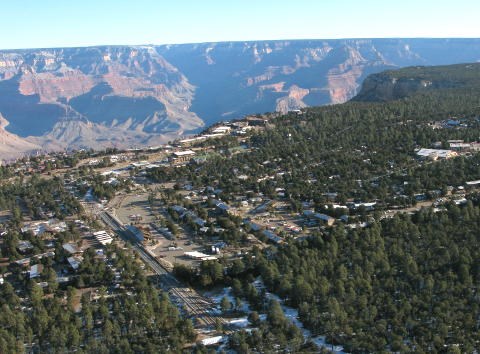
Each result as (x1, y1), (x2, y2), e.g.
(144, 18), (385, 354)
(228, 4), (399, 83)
(1, 0), (479, 49)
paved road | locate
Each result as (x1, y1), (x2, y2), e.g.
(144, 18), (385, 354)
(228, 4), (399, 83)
(99, 210), (224, 329)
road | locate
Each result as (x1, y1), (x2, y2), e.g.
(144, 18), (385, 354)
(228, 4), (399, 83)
(99, 210), (225, 329)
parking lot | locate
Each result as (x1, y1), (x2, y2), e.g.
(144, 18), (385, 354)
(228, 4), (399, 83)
(115, 193), (157, 225)
(113, 191), (213, 267)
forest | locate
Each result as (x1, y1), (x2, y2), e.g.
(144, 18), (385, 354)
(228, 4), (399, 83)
(149, 85), (480, 211)
(235, 199), (480, 352)
(149, 64), (480, 352)
(0, 246), (195, 353)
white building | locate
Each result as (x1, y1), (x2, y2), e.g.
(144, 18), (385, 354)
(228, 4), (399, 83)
(211, 126), (231, 134)
(416, 148), (457, 160)
(184, 251), (217, 261)
(93, 230), (113, 245)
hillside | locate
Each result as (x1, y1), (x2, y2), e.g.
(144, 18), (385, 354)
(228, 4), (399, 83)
(2, 39), (480, 156)
(353, 62), (480, 101)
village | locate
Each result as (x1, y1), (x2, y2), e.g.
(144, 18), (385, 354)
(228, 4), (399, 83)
(1, 109), (480, 350)
(4, 111), (480, 277)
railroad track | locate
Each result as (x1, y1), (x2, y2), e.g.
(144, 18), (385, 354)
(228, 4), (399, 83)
(98, 210), (224, 328)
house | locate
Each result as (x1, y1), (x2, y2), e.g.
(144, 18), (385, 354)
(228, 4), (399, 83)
(246, 221), (262, 232)
(193, 217), (206, 227)
(171, 205), (187, 216)
(15, 258), (31, 266)
(29, 264), (43, 279)
(17, 240), (34, 253)
(63, 243), (81, 255)
(67, 256), (83, 270)
(215, 202), (230, 215)
(446, 119), (460, 127)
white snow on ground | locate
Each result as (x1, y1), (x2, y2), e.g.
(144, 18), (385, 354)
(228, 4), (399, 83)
(259, 280), (347, 353)
(206, 286), (252, 313)
(206, 281), (346, 353)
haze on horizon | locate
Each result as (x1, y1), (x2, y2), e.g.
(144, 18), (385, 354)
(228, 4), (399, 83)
(1, 0), (479, 50)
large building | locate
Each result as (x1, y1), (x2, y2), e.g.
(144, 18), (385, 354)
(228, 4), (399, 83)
(126, 225), (144, 242)
(171, 150), (195, 164)
(416, 148), (457, 160)
(93, 230), (113, 245)
(303, 210), (336, 226)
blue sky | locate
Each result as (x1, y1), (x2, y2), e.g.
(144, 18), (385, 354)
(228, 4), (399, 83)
(1, 0), (479, 49)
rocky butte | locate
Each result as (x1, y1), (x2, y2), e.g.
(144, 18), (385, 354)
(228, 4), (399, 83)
(2, 38), (480, 158)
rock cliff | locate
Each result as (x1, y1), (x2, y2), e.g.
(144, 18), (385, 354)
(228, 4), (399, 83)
(2, 39), (480, 157)
(0, 46), (203, 154)
(353, 63), (480, 102)
(157, 39), (480, 124)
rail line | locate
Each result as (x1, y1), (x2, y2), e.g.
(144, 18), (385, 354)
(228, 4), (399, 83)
(99, 210), (224, 328)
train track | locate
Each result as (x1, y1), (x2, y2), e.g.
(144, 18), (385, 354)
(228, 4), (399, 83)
(99, 210), (224, 328)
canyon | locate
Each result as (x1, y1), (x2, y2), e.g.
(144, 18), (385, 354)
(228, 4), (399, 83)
(2, 38), (480, 158)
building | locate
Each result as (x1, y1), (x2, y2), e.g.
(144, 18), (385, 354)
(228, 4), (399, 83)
(303, 210), (335, 226)
(466, 180), (480, 187)
(21, 219), (67, 236)
(184, 251), (218, 261)
(416, 148), (457, 160)
(67, 256), (83, 270)
(211, 126), (231, 134)
(449, 141), (480, 151)
(17, 240), (34, 253)
(179, 136), (207, 146)
(171, 150), (195, 164)
(263, 230), (283, 244)
(314, 213), (335, 226)
(200, 336), (225, 346)
(215, 202), (230, 215)
(29, 264), (43, 279)
(93, 230), (113, 245)
(62, 243), (81, 255)
(347, 201), (377, 211)
(246, 117), (267, 126)
(126, 225), (144, 242)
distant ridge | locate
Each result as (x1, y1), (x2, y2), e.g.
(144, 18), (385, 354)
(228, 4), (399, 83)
(353, 62), (480, 102)
(2, 39), (480, 157)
